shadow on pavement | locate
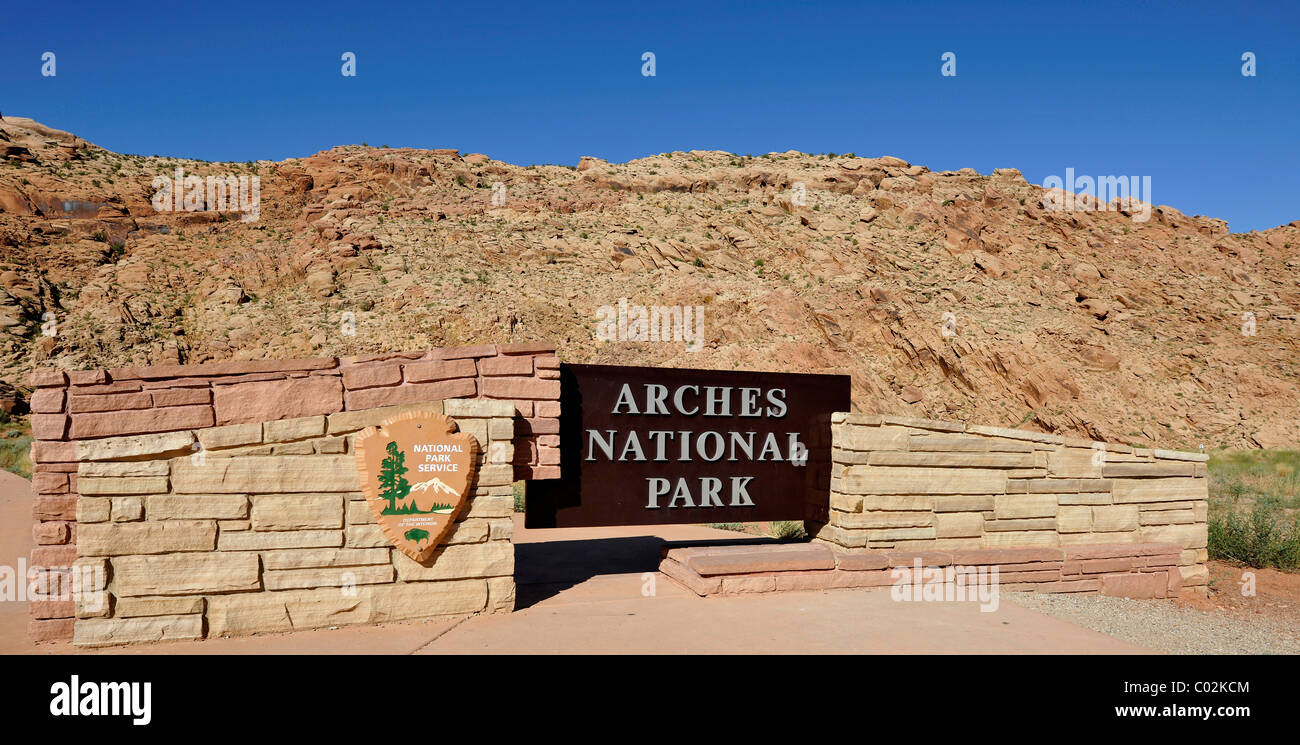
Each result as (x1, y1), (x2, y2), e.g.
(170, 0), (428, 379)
(513, 534), (779, 609)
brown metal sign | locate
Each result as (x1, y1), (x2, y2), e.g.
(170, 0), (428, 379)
(526, 364), (851, 528)
(354, 411), (479, 561)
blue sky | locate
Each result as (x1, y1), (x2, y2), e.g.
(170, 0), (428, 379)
(1, 0), (1296, 231)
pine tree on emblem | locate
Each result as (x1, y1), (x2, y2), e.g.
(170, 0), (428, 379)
(378, 441), (411, 514)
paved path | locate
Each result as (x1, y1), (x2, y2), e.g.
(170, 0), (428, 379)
(0, 477), (1149, 654)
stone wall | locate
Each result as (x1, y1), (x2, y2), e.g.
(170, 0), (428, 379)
(61, 399), (515, 647)
(812, 413), (1209, 597)
(26, 343), (558, 642)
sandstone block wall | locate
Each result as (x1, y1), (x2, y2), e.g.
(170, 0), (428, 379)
(811, 413), (1209, 597)
(59, 399), (516, 647)
(27, 343), (557, 642)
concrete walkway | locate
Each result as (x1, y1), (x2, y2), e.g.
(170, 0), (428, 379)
(1, 476), (1150, 654)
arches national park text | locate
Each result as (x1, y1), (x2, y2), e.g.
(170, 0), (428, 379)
(586, 382), (808, 509)
(525, 365), (850, 528)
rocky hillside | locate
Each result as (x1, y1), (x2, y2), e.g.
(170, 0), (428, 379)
(1, 115), (1297, 450)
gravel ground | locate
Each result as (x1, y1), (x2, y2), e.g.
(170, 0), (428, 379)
(1006, 592), (1300, 655)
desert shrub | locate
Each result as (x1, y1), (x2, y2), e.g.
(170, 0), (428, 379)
(1208, 497), (1300, 570)
(769, 520), (807, 541)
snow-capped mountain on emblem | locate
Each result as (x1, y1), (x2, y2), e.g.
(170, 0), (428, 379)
(353, 411), (480, 562)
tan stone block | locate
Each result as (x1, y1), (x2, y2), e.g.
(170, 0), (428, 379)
(487, 441), (513, 465)
(860, 495), (935, 511)
(476, 464), (513, 488)
(993, 493), (1058, 519)
(78, 476), (169, 496)
(935, 512), (983, 538)
(465, 495), (514, 518)
(834, 511), (933, 529)
(315, 437), (347, 454)
(111, 553), (260, 596)
(1140, 523), (1208, 549)
(867, 451), (1034, 468)
(443, 398), (515, 418)
(146, 494), (249, 520)
(74, 590), (111, 619)
(78, 461), (169, 478)
(346, 500), (374, 525)
(74, 614), (203, 647)
(965, 424), (1063, 444)
(1047, 450), (1103, 478)
(1102, 462), (1196, 478)
(457, 418), (487, 448)
(832, 449), (872, 465)
(1113, 477), (1208, 503)
(865, 527), (936, 541)
(197, 422), (262, 450)
(219, 519), (250, 531)
(1152, 449), (1208, 462)
(114, 596), (205, 618)
(1057, 491), (1113, 505)
(835, 425), (910, 451)
(263, 415), (327, 443)
(830, 492), (864, 512)
(171, 456), (357, 493)
(79, 521), (216, 556)
(1194, 501), (1208, 522)
(981, 530), (1059, 548)
(206, 587), (369, 637)
(486, 517), (513, 541)
(1060, 531), (1138, 545)
(251, 494), (344, 530)
(73, 558), (109, 591)
(487, 576), (515, 613)
(445, 519), (490, 544)
(1057, 505), (1093, 533)
(1091, 504), (1139, 531)
(488, 419), (514, 441)
(110, 496), (144, 522)
(932, 495), (995, 512)
(76, 431), (196, 462)
(272, 442), (316, 455)
(1179, 563), (1209, 586)
(392, 541), (514, 580)
(879, 415), (963, 432)
(260, 547), (391, 570)
(345, 524), (388, 548)
(77, 497), (110, 523)
(907, 435), (987, 452)
(218, 529), (342, 551)
(986, 440), (1036, 453)
(369, 579), (489, 622)
(326, 402), (444, 435)
(985, 518), (1058, 531)
(840, 466), (1006, 494)
(264, 563), (394, 591)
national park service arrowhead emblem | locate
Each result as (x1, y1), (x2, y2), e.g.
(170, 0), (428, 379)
(354, 411), (479, 562)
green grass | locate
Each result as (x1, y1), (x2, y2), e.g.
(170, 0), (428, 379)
(1207, 450), (1300, 570)
(1208, 449), (1300, 509)
(512, 481), (526, 513)
(0, 414), (32, 478)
